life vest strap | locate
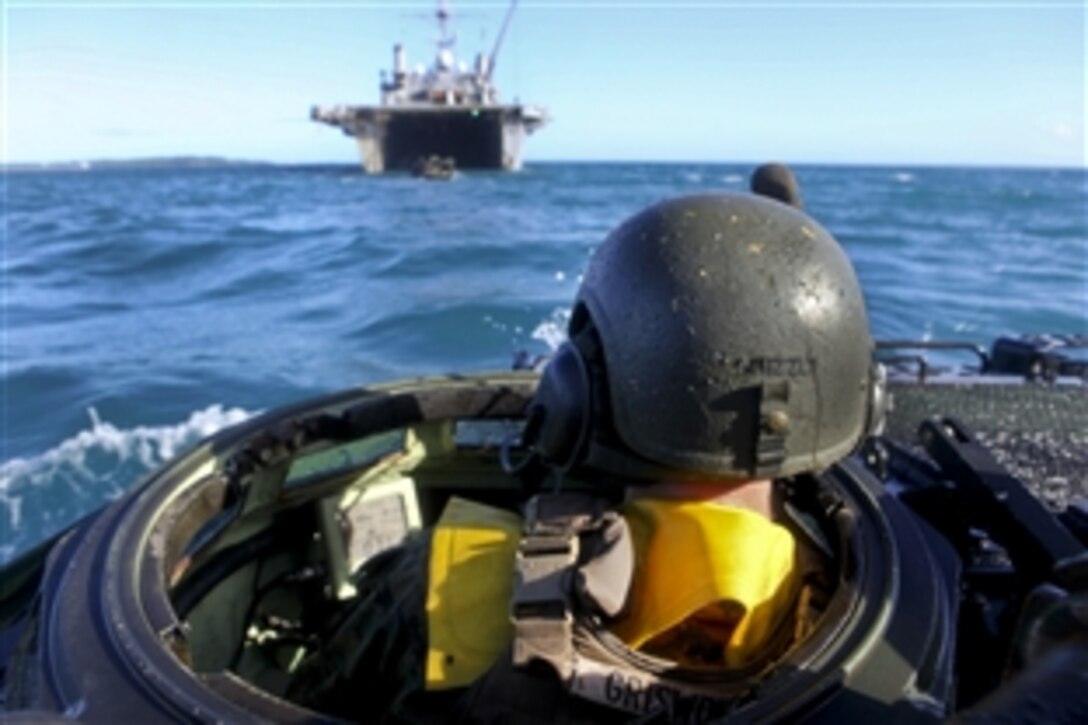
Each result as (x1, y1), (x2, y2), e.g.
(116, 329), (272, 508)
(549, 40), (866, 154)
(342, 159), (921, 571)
(511, 493), (633, 679)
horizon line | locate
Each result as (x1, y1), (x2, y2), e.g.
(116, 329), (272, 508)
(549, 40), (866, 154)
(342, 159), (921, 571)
(3, 156), (1085, 172)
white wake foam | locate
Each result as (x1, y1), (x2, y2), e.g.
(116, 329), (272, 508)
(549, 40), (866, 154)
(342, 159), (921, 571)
(1, 405), (254, 525)
(531, 308), (572, 352)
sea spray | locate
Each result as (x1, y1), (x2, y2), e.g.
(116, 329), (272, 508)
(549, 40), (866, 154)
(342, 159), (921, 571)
(531, 308), (571, 351)
(1, 404), (253, 563)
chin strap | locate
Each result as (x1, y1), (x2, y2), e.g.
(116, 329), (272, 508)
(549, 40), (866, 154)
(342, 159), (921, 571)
(501, 406), (558, 492)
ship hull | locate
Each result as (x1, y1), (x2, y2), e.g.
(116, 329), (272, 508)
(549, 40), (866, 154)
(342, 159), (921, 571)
(313, 105), (541, 173)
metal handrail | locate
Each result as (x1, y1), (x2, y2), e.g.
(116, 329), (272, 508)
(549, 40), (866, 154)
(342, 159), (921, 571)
(875, 340), (990, 367)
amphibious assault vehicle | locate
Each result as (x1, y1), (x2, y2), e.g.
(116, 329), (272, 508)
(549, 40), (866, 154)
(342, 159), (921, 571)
(0, 336), (1085, 722)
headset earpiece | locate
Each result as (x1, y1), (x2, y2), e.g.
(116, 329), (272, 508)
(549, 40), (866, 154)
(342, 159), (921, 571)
(526, 342), (593, 472)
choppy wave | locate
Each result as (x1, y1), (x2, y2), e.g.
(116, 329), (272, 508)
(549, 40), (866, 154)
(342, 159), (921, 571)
(1, 405), (253, 562)
(4, 162), (1085, 562)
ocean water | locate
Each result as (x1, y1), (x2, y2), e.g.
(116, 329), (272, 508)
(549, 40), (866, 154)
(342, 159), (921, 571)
(2, 162), (1086, 562)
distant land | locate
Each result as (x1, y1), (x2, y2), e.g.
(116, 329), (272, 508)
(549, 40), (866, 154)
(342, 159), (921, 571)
(2, 157), (1081, 174)
(1, 156), (273, 173)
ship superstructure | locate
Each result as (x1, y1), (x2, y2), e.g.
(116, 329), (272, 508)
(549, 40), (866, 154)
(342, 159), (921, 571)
(312, 0), (548, 173)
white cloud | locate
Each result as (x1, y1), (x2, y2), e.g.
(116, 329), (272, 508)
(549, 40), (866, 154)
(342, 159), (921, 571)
(1044, 120), (1080, 142)
(1048, 119), (1074, 138)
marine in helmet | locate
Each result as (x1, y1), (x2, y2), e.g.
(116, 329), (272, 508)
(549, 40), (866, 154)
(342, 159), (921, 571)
(289, 165), (883, 722)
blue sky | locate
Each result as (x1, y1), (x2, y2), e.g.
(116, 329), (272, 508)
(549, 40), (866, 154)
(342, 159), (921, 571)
(3, 1), (1085, 167)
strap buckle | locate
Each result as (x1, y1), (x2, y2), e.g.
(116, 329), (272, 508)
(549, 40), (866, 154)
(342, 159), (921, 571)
(511, 531), (578, 677)
(512, 534), (579, 619)
(510, 497), (588, 678)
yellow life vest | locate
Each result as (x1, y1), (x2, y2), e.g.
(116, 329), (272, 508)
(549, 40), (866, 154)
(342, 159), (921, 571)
(424, 495), (799, 690)
(424, 496), (523, 689)
(613, 498), (800, 668)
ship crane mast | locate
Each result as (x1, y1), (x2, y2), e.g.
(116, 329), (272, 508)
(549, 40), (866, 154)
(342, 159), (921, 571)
(485, 0), (520, 81)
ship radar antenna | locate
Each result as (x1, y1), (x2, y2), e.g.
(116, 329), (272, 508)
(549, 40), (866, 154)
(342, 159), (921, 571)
(436, 0), (456, 52)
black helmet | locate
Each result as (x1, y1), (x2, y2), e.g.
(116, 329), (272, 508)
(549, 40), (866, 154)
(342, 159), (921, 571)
(529, 192), (882, 480)
(750, 163), (804, 208)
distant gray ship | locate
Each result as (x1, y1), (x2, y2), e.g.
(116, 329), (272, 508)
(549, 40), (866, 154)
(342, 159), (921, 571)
(312, 0), (548, 173)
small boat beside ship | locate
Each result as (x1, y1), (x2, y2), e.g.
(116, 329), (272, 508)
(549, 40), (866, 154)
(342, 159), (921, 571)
(412, 154), (456, 180)
(312, 0), (549, 174)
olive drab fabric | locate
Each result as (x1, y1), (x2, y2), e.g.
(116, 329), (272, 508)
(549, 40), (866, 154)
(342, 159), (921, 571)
(422, 496), (800, 689)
